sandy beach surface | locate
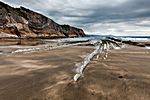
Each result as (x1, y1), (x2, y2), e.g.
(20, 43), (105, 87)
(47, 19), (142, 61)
(0, 45), (150, 100)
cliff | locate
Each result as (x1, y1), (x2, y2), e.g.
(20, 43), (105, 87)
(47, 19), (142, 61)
(0, 1), (86, 38)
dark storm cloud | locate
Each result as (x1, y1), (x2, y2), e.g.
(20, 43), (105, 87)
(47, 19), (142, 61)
(1, 0), (150, 35)
(72, 0), (150, 25)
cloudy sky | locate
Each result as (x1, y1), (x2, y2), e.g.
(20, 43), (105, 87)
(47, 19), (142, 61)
(1, 0), (150, 36)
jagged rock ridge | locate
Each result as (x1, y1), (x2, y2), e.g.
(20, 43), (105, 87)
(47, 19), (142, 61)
(0, 1), (86, 38)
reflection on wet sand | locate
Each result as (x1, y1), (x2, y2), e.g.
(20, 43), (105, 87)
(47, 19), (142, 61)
(0, 39), (45, 46)
(0, 37), (150, 100)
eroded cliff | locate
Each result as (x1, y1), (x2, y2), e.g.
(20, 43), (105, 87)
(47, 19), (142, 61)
(0, 1), (86, 38)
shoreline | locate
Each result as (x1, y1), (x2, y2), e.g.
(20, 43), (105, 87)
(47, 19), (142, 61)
(0, 45), (150, 100)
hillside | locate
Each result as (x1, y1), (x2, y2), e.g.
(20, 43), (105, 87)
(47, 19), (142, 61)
(0, 1), (86, 38)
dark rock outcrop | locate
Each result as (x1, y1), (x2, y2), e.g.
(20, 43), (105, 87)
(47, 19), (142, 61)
(0, 1), (86, 38)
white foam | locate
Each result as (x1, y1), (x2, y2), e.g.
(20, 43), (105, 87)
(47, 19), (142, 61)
(0, 52), (3, 55)
(12, 48), (40, 53)
(45, 37), (91, 43)
(121, 37), (150, 42)
(145, 46), (150, 49)
(11, 42), (88, 54)
(114, 47), (121, 50)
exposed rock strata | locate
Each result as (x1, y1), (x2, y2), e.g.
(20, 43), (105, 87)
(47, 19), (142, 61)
(0, 1), (85, 38)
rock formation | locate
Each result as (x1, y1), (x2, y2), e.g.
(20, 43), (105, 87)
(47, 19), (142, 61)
(0, 1), (86, 38)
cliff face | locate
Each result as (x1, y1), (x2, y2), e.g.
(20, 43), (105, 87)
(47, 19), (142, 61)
(0, 1), (86, 38)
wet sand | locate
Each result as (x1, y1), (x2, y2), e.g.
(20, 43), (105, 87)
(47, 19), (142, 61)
(0, 45), (150, 100)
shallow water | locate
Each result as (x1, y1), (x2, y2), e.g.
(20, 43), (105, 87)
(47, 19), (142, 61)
(1, 35), (149, 55)
(0, 36), (96, 55)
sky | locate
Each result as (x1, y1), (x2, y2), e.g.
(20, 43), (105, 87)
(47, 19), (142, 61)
(1, 0), (150, 36)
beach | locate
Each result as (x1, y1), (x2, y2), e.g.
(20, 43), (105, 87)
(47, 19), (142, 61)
(1, 1), (150, 99)
(0, 43), (150, 100)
